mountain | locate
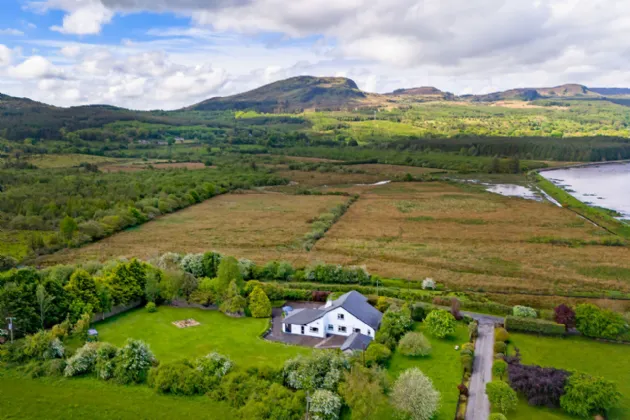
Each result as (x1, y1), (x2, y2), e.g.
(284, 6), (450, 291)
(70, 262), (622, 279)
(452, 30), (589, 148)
(389, 87), (444, 96)
(187, 76), (371, 112)
(467, 84), (601, 102)
(588, 87), (630, 96)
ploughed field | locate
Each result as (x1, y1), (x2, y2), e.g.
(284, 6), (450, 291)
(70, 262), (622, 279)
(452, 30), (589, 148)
(40, 177), (630, 302)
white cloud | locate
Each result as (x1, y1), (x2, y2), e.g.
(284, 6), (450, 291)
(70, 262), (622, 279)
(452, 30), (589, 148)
(8, 56), (61, 79)
(0, 45), (12, 67)
(49, 0), (114, 35)
(60, 45), (82, 58)
(0, 28), (25, 36)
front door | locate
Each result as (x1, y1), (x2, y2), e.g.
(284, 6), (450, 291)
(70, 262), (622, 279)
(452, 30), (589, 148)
(301, 326), (305, 334)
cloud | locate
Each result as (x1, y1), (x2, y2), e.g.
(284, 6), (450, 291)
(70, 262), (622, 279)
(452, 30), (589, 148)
(47, 0), (114, 35)
(0, 45), (12, 67)
(8, 56), (62, 79)
(0, 28), (25, 36)
(60, 45), (82, 57)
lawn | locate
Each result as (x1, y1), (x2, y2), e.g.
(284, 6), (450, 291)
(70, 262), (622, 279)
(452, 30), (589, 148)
(386, 322), (469, 420)
(94, 306), (309, 367)
(508, 333), (630, 420)
(0, 370), (236, 419)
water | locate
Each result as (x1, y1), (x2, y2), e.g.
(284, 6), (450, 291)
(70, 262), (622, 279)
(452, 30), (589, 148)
(485, 184), (542, 201)
(540, 162), (630, 219)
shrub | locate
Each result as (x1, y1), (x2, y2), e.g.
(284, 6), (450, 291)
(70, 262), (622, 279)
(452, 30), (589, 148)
(508, 362), (569, 408)
(157, 252), (181, 270)
(375, 296), (391, 312)
(145, 302), (157, 313)
(311, 290), (330, 302)
(240, 382), (305, 420)
(95, 342), (118, 380)
(575, 304), (627, 340)
(489, 414), (507, 420)
(220, 280), (247, 316)
(338, 365), (387, 420)
(494, 327), (510, 342)
(504, 316), (565, 336)
(237, 258), (256, 280)
(283, 351), (350, 391)
(72, 312), (92, 339)
(248, 286), (272, 318)
(513, 305), (537, 318)
(195, 352), (233, 390)
(179, 253), (205, 277)
(461, 353), (474, 373)
(364, 343), (392, 367)
(47, 358), (67, 376)
(391, 368), (441, 420)
(461, 342), (475, 354)
(149, 361), (202, 395)
(309, 389), (342, 420)
(398, 332), (432, 357)
(422, 278), (436, 290)
(486, 380), (518, 414)
(560, 372), (621, 418)
(64, 342), (99, 377)
(425, 310), (456, 339)
(554, 304), (576, 330)
(468, 320), (479, 341)
(450, 298), (463, 320)
(377, 305), (413, 345)
(201, 251), (222, 278)
(492, 360), (508, 380)
(494, 342), (507, 354)
(114, 339), (156, 384)
(22, 331), (64, 361)
(411, 302), (433, 322)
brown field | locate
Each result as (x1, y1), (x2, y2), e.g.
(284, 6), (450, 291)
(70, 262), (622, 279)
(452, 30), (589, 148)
(350, 164), (446, 177)
(40, 192), (346, 266)
(312, 182), (630, 295)
(25, 154), (128, 168)
(276, 170), (386, 187)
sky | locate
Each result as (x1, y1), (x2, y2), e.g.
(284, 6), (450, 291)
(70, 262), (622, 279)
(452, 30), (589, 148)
(0, 0), (629, 110)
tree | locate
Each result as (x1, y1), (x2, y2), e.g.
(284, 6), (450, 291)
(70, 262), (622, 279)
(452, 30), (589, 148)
(554, 304), (576, 330)
(508, 362), (569, 408)
(338, 366), (388, 420)
(398, 332), (432, 357)
(248, 286), (272, 318)
(59, 216), (78, 240)
(560, 372), (621, 418)
(424, 310), (456, 339)
(513, 305), (537, 318)
(35, 284), (55, 329)
(283, 351), (350, 391)
(391, 368), (441, 420)
(494, 327), (510, 343)
(492, 360), (507, 380)
(486, 381), (518, 414)
(217, 256), (243, 297)
(375, 296), (390, 312)
(64, 269), (100, 311)
(376, 305), (413, 346)
(309, 389), (342, 420)
(219, 280), (246, 316)
(114, 339), (156, 384)
(575, 303), (626, 339)
(364, 343), (391, 367)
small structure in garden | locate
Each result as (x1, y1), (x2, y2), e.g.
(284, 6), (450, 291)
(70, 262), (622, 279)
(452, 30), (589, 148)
(87, 329), (99, 342)
(172, 319), (201, 328)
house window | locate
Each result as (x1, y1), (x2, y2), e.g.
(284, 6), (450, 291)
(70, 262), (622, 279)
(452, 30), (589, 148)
(337, 313), (345, 320)
(354, 328), (361, 334)
(310, 327), (319, 333)
(338, 326), (347, 333)
(328, 324), (334, 331)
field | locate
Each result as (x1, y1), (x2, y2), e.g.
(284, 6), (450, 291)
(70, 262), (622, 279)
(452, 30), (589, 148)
(41, 192), (347, 265)
(314, 182), (630, 298)
(0, 370), (236, 419)
(509, 333), (630, 420)
(94, 306), (309, 367)
(387, 323), (469, 420)
(101, 161), (208, 172)
(24, 154), (128, 168)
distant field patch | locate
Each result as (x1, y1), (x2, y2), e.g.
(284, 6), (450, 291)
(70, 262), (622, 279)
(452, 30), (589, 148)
(101, 162), (208, 172)
(40, 192), (346, 265)
(25, 154), (127, 168)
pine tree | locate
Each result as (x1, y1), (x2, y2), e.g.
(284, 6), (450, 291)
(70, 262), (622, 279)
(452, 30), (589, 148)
(248, 286), (272, 318)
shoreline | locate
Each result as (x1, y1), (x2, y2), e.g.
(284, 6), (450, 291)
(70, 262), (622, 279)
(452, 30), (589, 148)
(538, 159), (630, 173)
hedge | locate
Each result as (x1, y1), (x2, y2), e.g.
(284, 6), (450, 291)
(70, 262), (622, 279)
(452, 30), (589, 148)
(505, 316), (566, 336)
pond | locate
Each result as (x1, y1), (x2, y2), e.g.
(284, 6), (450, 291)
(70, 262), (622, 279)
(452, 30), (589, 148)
(540, 162), (630, 220)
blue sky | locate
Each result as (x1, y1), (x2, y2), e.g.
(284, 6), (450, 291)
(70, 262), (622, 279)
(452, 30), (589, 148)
(1, 0), (629, 109)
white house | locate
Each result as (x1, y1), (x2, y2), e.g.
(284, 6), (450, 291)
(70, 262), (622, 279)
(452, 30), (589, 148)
(282, 291), (382, 345)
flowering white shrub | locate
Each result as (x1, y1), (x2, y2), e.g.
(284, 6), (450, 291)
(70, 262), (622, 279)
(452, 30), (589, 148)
(180, 253), (205, 277)
(513, 305), (537, 318)
(310, 389), (342, 420)
(64, 343), (99, 377)
(391, 368), (440, 420)
(158, 252), (182, 270)
(284, 351), (350, 391)
(195, 352), (233, 379)
(237, 258), (256, 280)
(45, 338), (65, 360)
(95, 342), (119, 380)
(422, 278), (436, 290)
(114, 339), (156, 384)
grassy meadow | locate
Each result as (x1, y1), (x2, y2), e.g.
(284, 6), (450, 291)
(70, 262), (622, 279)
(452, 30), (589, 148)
(509, 333), (630, 420)
(94, 306), (309, 367)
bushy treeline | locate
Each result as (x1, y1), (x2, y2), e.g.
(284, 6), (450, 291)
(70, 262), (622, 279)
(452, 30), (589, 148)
(303, 195), (359, 250)
(0, 165), (286, 259)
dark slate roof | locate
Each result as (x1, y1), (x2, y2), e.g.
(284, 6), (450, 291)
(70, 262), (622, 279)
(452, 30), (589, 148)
(341, 332), (373, 351)
(283, 308), (325, 325)
(327, 291), (383, 330)
(283, 291), (383, 329)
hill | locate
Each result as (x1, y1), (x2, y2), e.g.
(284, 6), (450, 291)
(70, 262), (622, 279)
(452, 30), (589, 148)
(390, 86), (444, 96)
(589, 87), (630, 96)
(186, 76), (371, 112)
(467, 84), (601, 102)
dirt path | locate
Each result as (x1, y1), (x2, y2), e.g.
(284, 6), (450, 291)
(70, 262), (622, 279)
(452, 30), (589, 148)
(466, 321), (495, 420)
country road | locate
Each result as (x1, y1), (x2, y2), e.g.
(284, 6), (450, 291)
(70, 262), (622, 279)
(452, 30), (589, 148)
(466, 321), (495, 420)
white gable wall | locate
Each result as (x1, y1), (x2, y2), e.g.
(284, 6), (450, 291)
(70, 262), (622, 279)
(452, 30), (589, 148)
(322, 307), (374, 338)
(282, 318), (326, 338)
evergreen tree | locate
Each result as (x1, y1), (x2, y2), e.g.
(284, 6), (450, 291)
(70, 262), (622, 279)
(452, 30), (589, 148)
(248, 286), (272, 318)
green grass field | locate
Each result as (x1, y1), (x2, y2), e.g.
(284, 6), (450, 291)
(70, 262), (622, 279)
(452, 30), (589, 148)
(387, 323), (468, 420)
(0, 370), (236, 419)
(508, 333), (629, 420)
(94, 306), (309, 367)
